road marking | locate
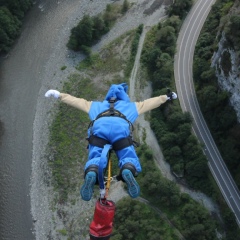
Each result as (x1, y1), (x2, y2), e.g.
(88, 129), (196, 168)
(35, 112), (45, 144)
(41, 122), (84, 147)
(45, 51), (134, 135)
(175, 0), (240, 223)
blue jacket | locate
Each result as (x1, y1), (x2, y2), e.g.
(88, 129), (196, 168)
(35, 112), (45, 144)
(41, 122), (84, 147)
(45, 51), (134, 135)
(86, 83), (141, 172)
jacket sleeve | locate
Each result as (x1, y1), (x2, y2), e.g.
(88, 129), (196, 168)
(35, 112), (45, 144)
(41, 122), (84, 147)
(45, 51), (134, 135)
(59, 93), (92, 113)
(135, 95), (168, 115)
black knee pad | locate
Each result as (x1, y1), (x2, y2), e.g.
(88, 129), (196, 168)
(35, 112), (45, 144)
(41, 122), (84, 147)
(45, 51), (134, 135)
(84, 165), (99, 184)
(116, 163), (138, 182)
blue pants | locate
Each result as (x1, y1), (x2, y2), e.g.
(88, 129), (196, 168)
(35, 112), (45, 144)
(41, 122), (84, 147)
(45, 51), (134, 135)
(84, 117), (142, 173)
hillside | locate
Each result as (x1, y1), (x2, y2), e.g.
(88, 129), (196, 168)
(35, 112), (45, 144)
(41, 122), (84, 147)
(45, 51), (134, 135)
(31, 0), (240, 239)
(194, 0), (240, 189)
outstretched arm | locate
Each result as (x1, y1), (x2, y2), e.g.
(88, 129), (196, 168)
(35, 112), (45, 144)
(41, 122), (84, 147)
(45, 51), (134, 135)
(45, 90), (92, 113)
(136, 92), (177, 115)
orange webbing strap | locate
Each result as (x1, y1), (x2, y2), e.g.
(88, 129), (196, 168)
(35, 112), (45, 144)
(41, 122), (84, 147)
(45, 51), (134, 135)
(105, 156), (112, 198)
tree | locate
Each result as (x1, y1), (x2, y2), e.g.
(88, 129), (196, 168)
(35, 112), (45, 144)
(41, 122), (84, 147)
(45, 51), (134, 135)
(142, 47), (162, 72)
(0, 0), (33, 53)
(103, 4), (118, 28)
(167, 111), (191, 131)
(76, 15), (94, 47)
(92, 15), (107, 40)
(165, 15), (181, 32)
(200, 68), (216, 84)
(176, 123), (192, 146)
(222, 208), (240, 240)
(155, 53), (173, 80)
(193, 57), (211, 84)
(0, 6), (21, 52)
(156, 26), (176, 52)
(229, 15), (240, 36)
(67, 15), (94, 51)
(165, 145), (182, 159)
(220, 137), (240, 170)
(198, 85), (218, 112)
(196, 32), (215, 48)
(0, 28), (10, 52)
(0, 0), (32, 19)
(113, 198), (177, 239)
(168, 0), (193, 19)
(160, 132), (178, 149)
(122, 0), (130, 14)
(185, 155), (208, 178)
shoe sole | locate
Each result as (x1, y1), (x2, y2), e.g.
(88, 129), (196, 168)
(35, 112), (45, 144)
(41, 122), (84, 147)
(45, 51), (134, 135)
(80, 172), (96, 201)
(122, 169), (140, 198)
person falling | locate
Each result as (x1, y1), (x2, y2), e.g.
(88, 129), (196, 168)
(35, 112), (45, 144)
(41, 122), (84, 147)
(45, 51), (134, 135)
(45, 83), (177, 201)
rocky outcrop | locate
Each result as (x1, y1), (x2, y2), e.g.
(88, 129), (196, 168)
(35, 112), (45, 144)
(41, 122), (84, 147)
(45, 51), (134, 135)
(211, 32), (240, 122)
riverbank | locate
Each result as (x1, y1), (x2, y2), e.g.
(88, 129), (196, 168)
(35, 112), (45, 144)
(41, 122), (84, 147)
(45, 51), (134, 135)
(31, 1), (115, 239)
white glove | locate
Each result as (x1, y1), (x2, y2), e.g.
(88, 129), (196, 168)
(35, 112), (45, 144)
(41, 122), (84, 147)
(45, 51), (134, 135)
(167, 92), (177, 100)
(171, 92), (177, 100)
(44, 89), (60, 99)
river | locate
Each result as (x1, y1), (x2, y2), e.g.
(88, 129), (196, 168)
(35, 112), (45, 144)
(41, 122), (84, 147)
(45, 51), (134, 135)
(0, 0), (106, 239)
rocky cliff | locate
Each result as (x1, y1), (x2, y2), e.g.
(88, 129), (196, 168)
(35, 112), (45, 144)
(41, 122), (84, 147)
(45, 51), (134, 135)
(211, 1), (240, 122)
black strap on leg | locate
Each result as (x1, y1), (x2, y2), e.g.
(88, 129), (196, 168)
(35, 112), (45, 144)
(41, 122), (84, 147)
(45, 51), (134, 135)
(87, 135), (139, 151)
(87, 135), (110, 148)
(113, 136), (139, 150)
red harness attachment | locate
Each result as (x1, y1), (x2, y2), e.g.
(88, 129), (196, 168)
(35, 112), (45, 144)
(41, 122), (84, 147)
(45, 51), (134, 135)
(89, 198), (116, 240)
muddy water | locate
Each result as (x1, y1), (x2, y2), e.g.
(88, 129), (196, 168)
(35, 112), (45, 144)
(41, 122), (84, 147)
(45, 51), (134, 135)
(0, 0), (83, 239)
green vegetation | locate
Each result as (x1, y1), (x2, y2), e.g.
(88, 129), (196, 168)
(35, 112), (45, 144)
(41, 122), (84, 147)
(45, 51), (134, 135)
(67, 1), (130, 54)
(141, 16), (181, 89)
(122, 0), (130, 14)
(194, 0), (240, 192)
(112, 198), (179, 240)
(224, 13), (240, 51)
(141, 14), (214, 195)
(48, 77), (103, 202)
(137, 144), (218, 240)
(57, 228), (67, 236)
(0, 0), (32, 53)
(77, 24), (143, 82)
(167, 0), (193, 20)
(125, 24), (143, 78)
(193, 0), (240, 238)
(60, 66), (67, 71)
(112, 144), (220, 240)
(141, 3), (240, 238)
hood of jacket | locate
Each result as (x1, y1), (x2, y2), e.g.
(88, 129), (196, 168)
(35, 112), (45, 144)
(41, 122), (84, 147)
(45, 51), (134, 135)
(105, 83), (130, 102)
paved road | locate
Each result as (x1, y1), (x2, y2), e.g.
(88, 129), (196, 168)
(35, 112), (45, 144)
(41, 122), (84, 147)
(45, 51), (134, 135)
(174, 0), (240, 226)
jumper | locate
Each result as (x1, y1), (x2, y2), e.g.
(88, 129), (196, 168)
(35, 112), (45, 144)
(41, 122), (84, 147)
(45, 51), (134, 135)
(59, 84), (168, 174)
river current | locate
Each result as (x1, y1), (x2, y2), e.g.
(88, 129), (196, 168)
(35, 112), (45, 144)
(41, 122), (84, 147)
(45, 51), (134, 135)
(0, 0), (84, 239)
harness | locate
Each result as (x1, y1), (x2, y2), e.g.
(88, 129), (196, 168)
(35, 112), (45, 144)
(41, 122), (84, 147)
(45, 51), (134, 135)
(87, 97), (139, 151)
